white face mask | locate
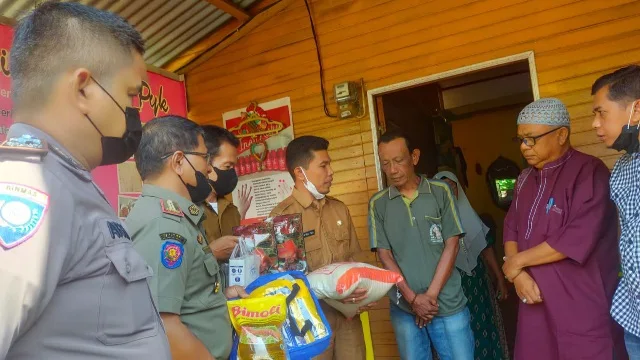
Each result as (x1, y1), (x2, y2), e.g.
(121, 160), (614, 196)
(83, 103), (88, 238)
(299, 168), (325, 200)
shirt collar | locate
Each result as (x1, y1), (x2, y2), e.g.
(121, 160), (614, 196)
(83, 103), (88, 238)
(141, 184), (204, 224)
(540, 148), (575, 170)
(8, 123), (92, 181)
(292, 185), (326, 209)
(388, 175), (432, 199)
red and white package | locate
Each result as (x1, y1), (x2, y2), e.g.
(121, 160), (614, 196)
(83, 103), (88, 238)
(307, 262), (403, 319)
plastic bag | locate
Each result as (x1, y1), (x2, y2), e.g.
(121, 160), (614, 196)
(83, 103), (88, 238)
(249, 277), (329, 348)
(229, 237), (260, 287)
(234, 221), (277, 274)
(229, 271), (332, 360)
(228, 295), (290, 360)
(272, 214), (307, 273)
(307, 262), (404, 319)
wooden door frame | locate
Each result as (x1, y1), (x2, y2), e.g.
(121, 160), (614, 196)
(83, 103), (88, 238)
(366, 51), (540, 191)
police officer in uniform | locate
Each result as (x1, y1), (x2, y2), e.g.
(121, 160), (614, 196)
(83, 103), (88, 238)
(270, 135), (373, 360)
(127, 116), (247, 360)
(0, 3), (171, 359)
(201, 125), (242, 286)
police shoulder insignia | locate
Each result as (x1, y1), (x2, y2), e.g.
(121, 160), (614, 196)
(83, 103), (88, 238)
(0, 134), (48, 161)
(159, 232), (186, 244)
(0, 183), (49, 249)
(160, 199), (183, 217)
(160, 240), (184, 269)
(188, 204), (200, 216)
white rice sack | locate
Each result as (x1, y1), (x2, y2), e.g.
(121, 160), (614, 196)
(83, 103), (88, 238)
(307, 262), (403, 319)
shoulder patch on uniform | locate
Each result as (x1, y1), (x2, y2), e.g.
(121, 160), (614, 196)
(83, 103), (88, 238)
(160, 199), (183, 217)
(0, 135), (49, 162)
(160, 240), (184, 269)
(106, 221), (131, 241)
(159, 232), (186, 244)
(0, 183), (49, 249)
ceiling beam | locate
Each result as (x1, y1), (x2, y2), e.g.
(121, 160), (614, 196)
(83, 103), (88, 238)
(207, 0), (250, 22)
(165, 0), (293, 74)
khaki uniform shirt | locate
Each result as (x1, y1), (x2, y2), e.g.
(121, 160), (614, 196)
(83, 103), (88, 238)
(0, 124), (171, 360)
(202, 197), (240, 241)
(270, 187), (361, 271)
(127, 185), (232, 359)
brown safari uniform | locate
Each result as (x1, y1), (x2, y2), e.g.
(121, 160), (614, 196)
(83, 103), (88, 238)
(270, 186), (365, 360)
(202, 197), (241, 290)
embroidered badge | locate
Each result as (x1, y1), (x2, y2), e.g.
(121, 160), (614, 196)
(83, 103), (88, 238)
(160, 232), (186, 244)
(188, 204), (200, 216)
(4, 134), (44, 149)
(160, 240), (184, 269)
(0, 183), (49, 249)
(429, 223), (444, 243)
(106, 221), (131, 241)
(197, 234), (204, 245)
(160, 199), (183, 217)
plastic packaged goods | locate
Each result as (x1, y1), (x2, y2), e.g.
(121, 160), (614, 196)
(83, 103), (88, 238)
(307, 262), (404, 319)
(272, 214), (307, 274)
(228, 296), (290, 360)
(233, 221), (277, 274)
(230, 271), (332, 360)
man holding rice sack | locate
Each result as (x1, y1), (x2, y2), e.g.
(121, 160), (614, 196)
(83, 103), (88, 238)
(270, 135), (370, 360)
(369, 131), (474, 360)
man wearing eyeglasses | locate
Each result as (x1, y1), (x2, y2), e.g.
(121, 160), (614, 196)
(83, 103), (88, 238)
(501, 98), (622, 360)
(126, 116), (247, 360)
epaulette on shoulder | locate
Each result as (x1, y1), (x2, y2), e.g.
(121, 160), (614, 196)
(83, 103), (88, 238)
(0, 134), (48, 163)
(160, 199), (184, 222)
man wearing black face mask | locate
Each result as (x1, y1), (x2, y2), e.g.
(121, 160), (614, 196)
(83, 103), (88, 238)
(592, 65), (640, 358)
(201, 126), (242, 263)
(127, 116), (247, 360)
(0, 3), (171, 359)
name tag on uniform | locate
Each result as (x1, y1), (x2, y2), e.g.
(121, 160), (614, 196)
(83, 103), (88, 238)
(303, 230), (315, 238)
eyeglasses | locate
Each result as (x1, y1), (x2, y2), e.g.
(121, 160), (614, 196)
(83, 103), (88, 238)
(161, 151), (211, 164)
(512, 127), (565, 147)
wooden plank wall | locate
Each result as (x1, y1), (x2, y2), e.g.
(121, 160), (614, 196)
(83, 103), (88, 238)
(183, 0), (640, 357)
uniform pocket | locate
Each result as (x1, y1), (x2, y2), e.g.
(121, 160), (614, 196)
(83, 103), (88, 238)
(331, 229), (351, 262)
(304, 235), (324, 271)
(201, 255), (226, 307)
(98, 242), (158, 345)
(425, 216), (444, 244)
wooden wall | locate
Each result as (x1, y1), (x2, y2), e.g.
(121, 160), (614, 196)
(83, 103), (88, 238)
(182, 0), (640, 357)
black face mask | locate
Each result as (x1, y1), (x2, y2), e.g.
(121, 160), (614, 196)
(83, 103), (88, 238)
(85, 78), (142, 166)
(209, 167), (238, 197)
(612, 125), (640, 154)
(180, 156), (212, 204)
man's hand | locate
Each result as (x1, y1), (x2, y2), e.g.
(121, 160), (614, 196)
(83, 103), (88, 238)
(237, 184), (253, 220)
(341, 287), (368, 304)
(411, 292), (439, 322)
(209, 235), (239, 261)
(496, 277), (509, 301)
(416, 316), (429, 329)
(513, 272), (542, 305)
(356, 302), (377, 315)
(502, 255), (524, 282)
(224, 286), (249, 299)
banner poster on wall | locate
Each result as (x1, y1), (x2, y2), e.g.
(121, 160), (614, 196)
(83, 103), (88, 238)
(0, 22), (187, 215)
(223, 97), (294, 224)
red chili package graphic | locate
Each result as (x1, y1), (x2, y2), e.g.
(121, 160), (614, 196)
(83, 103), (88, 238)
(233, 220), (277, 274)
(272, 214), (307, 274)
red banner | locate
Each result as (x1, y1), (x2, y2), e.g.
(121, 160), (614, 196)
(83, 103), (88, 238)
(0, 24), (188, 213)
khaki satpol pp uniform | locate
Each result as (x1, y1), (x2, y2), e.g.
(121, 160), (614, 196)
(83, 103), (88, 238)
(0, 124), (171, 360)
(126, 184), (232, 359)
(270, 186), (365, 360)
(202, 196), (241, 289)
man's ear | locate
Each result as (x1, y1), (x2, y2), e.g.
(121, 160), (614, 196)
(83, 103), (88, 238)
(169, 152), (184, 176)
(411, 149), (421, 166)
(293, 167), (305, 182)
(73, 68), (93, 114)
(631, 100), (640, 126)
(558, 127), (570, 146)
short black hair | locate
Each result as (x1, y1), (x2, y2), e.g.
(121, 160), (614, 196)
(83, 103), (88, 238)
(285, 135), (329, 176)
(135, 116), (203, 180)
(378, 129), (416, 152)
(201, 125), (240, 157)
(10, 1), (145, 110)
(591, 65), (640, 104)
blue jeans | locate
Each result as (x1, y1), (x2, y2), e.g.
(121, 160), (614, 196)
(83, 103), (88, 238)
(390, 303), (474, 360)
(626, 330), (640, 359)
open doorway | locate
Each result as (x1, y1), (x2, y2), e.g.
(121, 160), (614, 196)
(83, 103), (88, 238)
(367, 52), (540, 356)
